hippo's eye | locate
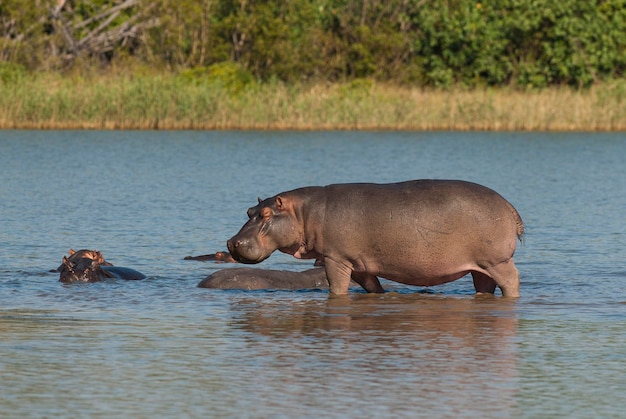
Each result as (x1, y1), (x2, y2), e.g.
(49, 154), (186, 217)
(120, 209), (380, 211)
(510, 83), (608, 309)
(260, 207), (273, 219)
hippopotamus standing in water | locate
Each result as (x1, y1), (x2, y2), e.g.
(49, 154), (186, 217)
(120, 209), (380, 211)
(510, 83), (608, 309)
(58, 249), (146, 283)
(227, 180), (524, 297)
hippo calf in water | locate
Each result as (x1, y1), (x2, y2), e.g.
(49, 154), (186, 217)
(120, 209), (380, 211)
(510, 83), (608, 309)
(227, 180), (524, 296)
(198, 267), (359, 290)
(58, 249), (146, 283)
(198, 267), (331, 290)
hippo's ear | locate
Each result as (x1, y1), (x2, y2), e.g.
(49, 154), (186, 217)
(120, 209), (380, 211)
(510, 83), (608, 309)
(275, 196), (293, 212)
(274, 196), (295, 215)
(275, 195), (293, 213)
(68, 249), (76, 255)
(257, 196), (263, 204)
(63, 256), (69, 264)
(94, 251), (105, 264)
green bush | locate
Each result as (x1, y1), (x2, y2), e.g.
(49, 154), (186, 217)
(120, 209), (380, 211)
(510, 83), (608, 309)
(0, 62), (27, 84)
(178, 62), (255, 93)
(0, 0), (624, 88)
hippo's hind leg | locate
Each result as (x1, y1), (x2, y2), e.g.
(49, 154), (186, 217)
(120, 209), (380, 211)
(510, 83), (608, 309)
(475, 259), (520, 297)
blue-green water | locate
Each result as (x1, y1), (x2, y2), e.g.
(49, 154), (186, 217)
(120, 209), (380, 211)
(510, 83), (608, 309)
(1, 130), (625, 418)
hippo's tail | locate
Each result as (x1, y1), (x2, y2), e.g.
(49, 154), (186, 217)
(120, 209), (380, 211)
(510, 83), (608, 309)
(509, 202), (525, 242)
(516, 215), (525, 242)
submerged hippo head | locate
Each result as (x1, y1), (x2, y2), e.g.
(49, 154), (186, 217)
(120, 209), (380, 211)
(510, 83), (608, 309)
(227, 195), (304, 264)
(58, 249), (109, 283)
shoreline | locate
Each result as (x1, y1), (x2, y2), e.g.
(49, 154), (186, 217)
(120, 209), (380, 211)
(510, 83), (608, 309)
(1, 74), (625, 132)
(2, 123), (623, 132)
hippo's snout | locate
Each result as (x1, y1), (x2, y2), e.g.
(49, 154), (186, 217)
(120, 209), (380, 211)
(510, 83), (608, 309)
(226, 237), (253, 263)
(59, 266), (97, 283)
(227, 235), (269, 264)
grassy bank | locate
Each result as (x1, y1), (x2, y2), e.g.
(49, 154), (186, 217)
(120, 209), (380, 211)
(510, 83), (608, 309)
(1, 72), (625, 131)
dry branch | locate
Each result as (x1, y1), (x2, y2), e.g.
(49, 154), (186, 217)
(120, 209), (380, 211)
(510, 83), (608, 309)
(49, 0), (157, 63)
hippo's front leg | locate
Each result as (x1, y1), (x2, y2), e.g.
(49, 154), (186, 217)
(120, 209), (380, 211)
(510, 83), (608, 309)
(324, 259), (355, 295)
(324, 259), (385, 294)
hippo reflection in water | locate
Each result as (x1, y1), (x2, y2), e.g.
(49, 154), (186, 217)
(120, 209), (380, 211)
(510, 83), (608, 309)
(58, 249), (146, 283)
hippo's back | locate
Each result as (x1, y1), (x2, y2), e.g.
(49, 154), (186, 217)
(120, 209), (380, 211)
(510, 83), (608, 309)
(323, 179), (523, 237)
(198, 268), (328, 290)
(102, 266), (146, 280)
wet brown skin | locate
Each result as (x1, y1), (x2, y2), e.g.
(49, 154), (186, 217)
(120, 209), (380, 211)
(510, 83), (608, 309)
(198, 266), (360, 290)
(227, 180), (524, 297)
(198, 267), (329, 290)
(58, 249), (146, 283)
(184, 251), (237, 263)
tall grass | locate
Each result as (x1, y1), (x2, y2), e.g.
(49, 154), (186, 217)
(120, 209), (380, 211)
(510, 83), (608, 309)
(1, 72), (625, 130)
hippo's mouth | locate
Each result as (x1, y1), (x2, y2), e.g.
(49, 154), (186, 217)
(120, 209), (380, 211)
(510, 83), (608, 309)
(278, 243), (309, 259)
(227, 238), (273, 264)
(231, 253), (270, 264)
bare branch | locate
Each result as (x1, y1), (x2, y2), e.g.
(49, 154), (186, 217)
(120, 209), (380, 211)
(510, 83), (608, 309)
(73, 0), (139, 31)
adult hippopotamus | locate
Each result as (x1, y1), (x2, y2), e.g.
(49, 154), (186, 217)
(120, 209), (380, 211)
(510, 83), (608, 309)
(227, 180), (524, 297)
(198, 267), (331, 290)
(58, 249), (146, 283)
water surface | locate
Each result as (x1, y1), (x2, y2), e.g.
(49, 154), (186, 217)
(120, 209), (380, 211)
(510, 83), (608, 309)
(1, 130), (625, 418)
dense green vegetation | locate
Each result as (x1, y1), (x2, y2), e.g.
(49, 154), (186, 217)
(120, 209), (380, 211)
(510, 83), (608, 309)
(1, 1), (624, 130)
(1, 0), (625, 88)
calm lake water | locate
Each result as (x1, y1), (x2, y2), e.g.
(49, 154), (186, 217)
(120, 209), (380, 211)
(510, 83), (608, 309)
(1, 130), (625, 418)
